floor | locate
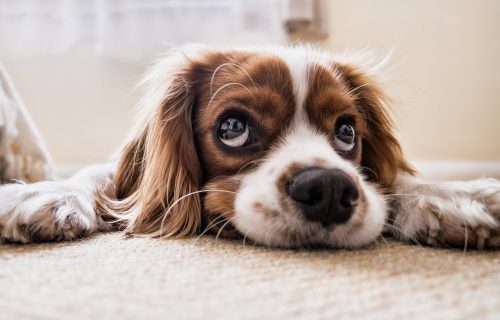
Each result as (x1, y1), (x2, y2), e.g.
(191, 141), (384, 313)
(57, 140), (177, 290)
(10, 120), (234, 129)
(1, 232), (499, 320)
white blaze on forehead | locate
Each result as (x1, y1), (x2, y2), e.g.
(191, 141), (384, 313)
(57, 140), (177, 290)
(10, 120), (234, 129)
(239, 44), (335, 117)
(267, 46), (334, 130)
(273, 48), (310, 111)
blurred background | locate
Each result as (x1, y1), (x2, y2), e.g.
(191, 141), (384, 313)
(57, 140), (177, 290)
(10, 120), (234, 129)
(1, 0), (499, 178)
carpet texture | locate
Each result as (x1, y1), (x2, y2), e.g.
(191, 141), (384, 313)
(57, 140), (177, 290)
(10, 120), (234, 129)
(1, 232), (499, 320)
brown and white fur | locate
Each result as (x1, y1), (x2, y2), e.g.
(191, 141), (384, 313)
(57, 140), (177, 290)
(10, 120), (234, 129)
(1, 45), (499, 249)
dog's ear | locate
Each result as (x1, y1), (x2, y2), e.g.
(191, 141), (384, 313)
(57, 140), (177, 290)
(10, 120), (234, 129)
(337, 63), (415, 187)
(97, 48), (205, 237)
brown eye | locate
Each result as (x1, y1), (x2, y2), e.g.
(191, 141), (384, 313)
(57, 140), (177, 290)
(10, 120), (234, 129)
(335, 123), (355, 152)
(217, 117), (250, 147)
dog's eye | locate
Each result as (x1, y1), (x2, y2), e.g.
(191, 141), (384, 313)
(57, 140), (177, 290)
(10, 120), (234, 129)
(217, 117), (250, 147)
(335, 123), (356, 152)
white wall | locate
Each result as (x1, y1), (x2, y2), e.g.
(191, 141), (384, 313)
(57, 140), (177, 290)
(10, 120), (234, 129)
(3, 0), (500, 166)
(319, 0), (500, 161)
(4, 46), (143, 165)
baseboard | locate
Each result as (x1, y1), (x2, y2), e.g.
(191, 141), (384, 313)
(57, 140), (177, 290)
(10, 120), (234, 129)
(412, 160), (500, 181)
(54, 164), (88, 178)
(55, 160), (500, 181)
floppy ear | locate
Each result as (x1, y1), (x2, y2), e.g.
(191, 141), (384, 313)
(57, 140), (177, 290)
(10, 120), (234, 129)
(337, 63), (415, 187)
(97, 49), (204, 237)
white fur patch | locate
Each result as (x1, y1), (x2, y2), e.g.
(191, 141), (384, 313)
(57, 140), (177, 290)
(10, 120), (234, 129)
(0, 164), (114, 243)
(392, 173), (500, 249)
(234, 117), (387, 248)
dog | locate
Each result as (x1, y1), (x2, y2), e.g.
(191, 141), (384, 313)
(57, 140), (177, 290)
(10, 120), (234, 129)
(1, 45), (499, 249)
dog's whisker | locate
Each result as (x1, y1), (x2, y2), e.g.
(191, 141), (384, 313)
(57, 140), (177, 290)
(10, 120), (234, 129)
(191, 214), (231, 246)
(358, 165), (379, 181)
(208, 82), (255, 107)
(215, 216), (236, 242)
(263, 227), (275, 248)
(210, 62), (233, 95)
(242, 230), (251, 248)
(383, 222), (419, 244)
(386, 193), (421, 197)
(346, 83), (370, 96)
(212, 60), (258, 94)
(229, 61), (258, 91)
(160, 189), (237, 237)
(454, 212), (470, 254)
(381, 235), (390, 247)
(237, 159), (264, 174)
(389, 226), (425, 248)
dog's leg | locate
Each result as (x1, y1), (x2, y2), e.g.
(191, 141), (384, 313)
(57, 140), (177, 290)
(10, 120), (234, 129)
(389, 173), (500, 249)
(0, 164), (115, 243)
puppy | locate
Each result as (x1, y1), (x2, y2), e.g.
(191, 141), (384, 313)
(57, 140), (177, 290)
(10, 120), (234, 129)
(1, 45), (499, 249)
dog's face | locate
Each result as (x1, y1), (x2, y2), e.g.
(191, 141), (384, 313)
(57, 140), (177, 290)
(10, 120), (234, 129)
(104, 46), (412, 248)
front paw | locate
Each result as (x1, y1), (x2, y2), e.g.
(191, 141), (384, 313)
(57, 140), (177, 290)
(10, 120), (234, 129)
(392, 178), (500, 249)
(0, 182), (107, 243)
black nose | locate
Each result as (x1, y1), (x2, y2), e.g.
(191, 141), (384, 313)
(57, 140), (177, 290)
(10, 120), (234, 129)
(286, 168), (359, 226)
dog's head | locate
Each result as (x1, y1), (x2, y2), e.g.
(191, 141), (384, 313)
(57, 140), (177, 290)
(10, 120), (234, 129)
(100, 45), (413, 248)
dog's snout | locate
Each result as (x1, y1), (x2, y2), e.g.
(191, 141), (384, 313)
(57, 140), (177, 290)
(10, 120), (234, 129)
(286, 168), (359, 225)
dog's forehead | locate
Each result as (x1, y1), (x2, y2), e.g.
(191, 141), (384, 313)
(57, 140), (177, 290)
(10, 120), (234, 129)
(201, 48), (353, 121)
(270, 47), (329, 109)
(270, 48), (358, 131)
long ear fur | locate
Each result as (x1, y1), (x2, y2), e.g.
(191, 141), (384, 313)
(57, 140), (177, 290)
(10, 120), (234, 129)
(96, 48), (205, 237)
(337, 63), (415, 187)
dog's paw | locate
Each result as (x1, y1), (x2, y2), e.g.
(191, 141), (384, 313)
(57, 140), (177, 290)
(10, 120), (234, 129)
(0, 181), (109, 243)
(391, 178), (500, 249)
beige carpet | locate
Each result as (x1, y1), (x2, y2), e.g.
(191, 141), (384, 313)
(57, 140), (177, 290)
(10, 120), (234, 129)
(1, 232), (499, 320)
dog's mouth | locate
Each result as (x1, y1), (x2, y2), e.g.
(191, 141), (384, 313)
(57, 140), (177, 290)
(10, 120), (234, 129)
(231, 165), (386, 249)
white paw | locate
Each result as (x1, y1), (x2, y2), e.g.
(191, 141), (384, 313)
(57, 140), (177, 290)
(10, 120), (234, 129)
(392, 178), (500, 249)
(0, 181), (110, 243)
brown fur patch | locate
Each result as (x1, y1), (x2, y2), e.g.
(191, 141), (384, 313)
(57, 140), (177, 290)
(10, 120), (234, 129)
(253, 202), (280, 219)
(313, 157), (328, 166)
(275, 162), (306, 196)
(194, 54), (296, 179)
(334, 63), (415, 186)
(348, 186), (368, 230)
(305, 65), (367, 137)
(304, 64), (367, 164)
(191, 53), (299, 237)
(96, 49), (300, 239)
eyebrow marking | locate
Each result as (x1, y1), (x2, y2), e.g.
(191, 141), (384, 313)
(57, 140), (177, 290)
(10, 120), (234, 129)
(210, 62), (258, 95)
(277, 50), (309, 114)
(208, 82), (255, 107)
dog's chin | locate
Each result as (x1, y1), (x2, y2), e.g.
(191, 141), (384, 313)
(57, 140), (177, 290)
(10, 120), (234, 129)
(233, 179), (387, 249)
